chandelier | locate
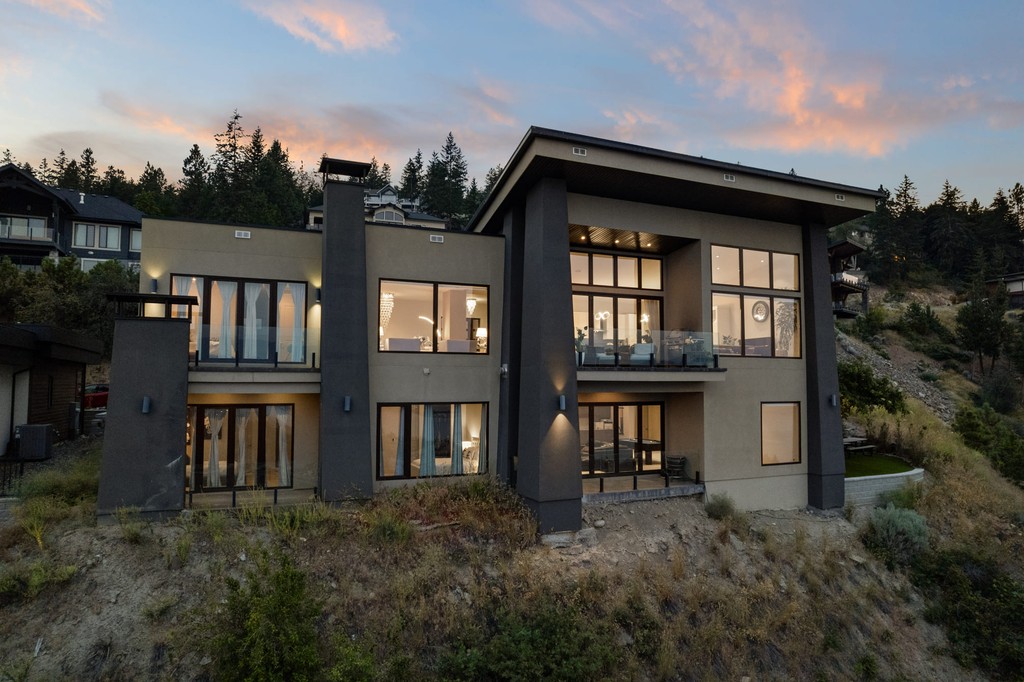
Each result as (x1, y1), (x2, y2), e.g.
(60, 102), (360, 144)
(466, 297), (477, 317)
(380, 292), (395, 329)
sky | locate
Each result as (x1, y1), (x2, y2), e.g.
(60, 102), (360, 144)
(2, 0), (1023, 205)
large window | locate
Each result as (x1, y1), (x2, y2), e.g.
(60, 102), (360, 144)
(186, 404), (294, 491)
(1, 215), (49, 241)
(579, 402), (663, 476)
(761, 402), (800, 465)
(573, 294), (662, 351)
(570, 251), (662, 290)
(711, 245), (799, 291)
(712, 294), (801, 357)
(73, 223), (121, 250)
(172, 275), (307, 363)
(379, 280), (488, 353)
(378, 402), (487, 478)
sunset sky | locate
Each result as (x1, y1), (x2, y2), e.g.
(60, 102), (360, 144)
(2, 0), (1022, 204)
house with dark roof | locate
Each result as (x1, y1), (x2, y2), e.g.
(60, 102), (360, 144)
(0, 163), (142, 271)
(99, 127), (880, 533)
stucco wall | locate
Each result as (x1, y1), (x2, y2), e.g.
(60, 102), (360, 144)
(365, 224), (505, 490)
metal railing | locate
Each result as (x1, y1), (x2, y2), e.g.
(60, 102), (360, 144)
(575, 329), (719, 369)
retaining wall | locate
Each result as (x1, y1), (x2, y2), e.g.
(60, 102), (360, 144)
(845, 468), (925, 507)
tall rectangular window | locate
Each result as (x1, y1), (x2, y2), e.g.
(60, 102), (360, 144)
(130, 228), (142, 252)
(761, 402), (800, 465)
(186, 404), (294, 491)
(579, 402), (664, 477)
(378, 402), (487, 478)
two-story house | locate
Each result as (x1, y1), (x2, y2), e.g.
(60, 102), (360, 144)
(98, 128), (879, 533)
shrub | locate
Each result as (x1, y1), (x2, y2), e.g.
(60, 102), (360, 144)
(897, 302), (952, 341)
(861, 504), (929, 568)
(980, 367), (1019, 414)
(208, 552), (321, 682)
(0, 559), (77, 605)
(18, 446), (101, 504)
(953, 405), (1024, 485)
(851, 307), (887, 340)
(704, 493), (737, 521)
(837, 360), (907, 417)
(878, 481), (923, 510)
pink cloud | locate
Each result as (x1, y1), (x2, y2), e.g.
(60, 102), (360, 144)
(456, 78), (517, 128)
(241, 0), (396, 52)
(13, 0), (105, 21)
(601, 108), (669, 143)
(522, 0), (639, 35)
(100, 92), (210, 142)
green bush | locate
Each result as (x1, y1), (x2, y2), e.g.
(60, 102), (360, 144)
(861, 504), (929, 568)
(704, 493), (738, 521)
(913, 549), (1024, 677)
(208, 552), (321, 682)
(851, 307), (887, 340)
(877, 481), (923, 510)
(980, 367), (1019, 414)
(897, 302), (953, 341)
(837, 359), (907, 417)
(953, 405), (1024, 485)
(18, 446), (101, 504)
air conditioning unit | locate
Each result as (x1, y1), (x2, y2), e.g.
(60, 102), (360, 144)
(13, 424), (54, 461)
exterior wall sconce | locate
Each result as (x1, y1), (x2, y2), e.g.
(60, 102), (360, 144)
(141, 395), (152, 414)
(150, 278), (158, 293)
(343, 395), (352, 412)
(315, 287), (322, 304)
(829, 394), (838, 408)
(558, 394), (566, 411)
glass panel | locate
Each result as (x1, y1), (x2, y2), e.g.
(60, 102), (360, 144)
(712, 293), (741, 355)
(185, 406), (198, 491)
(617, 257), (638, 288)
(592, 296), (614, 354)
(74, 224), (94, 247)
(773, 253), (799, 290)
(762, 403), (800, 464)
(570, 252), (589, 285)
(381, 280), (434, 352)
(264, 405), (292, 487)
(774, 298), (801, 357)
(744, 296), (772, 356)
(409, 404), (425, 477)
(379, 406), (404, 477)
(172, 276), (203, 357)
(592, 254), (614, 286)
(578, 405), (592, 474)
(28, 218), (47, 240)
(234, 407), (259, 487)
(438, 285), (487, 353)
(242, 282), (271, 360)
(743, 249), (770, 288)
(573, 294), (590, 353)
(456, 403), (485, 474)
(639, 299), (660, 343)
(209, 280), (237, 359)
(641, 258), (662, 290)
(99, 225), (120, 249)
(592, 406), (614, 474)
(204, 408), (228, 488)
(276, 283), (305, 363)
(711, 245), (740, 286)
(617, 298), (638, 348)
(640, 405), (663, 472)
(618, 405), (638, 474)
(130, 229), (142, 251)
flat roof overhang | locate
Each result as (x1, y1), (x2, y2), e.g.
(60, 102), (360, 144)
(472, 128), (881, 234)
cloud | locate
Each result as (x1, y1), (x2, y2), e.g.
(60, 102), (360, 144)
(241, 0), (396, 52)
(100, 92), (209, 142)
(12, 0), (106, 21)
(455, 78), (517, 128)
(601, 108), (670, 143)
(522, 0), (640, 35)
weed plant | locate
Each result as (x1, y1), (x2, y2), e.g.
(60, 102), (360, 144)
(861, 504), (929, 568)
(18, 445), (101, 505)
(0, 559), (77, 605)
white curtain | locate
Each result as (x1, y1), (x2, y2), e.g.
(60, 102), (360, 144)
(291, 285), (305, 361)
(207, 409), (226, 487)
(214, 281), (236, 359)
(234, 409), (252, 487)
(244, 283), (260, 359)
(172, 275), (191, 318)
(451, 404), (464, 474)
(274, 406), (291, 486)
(477, 407), (487, 473)
(420, 405), (436, 476)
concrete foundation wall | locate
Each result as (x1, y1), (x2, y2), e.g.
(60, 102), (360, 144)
(845, 469), (925, 507)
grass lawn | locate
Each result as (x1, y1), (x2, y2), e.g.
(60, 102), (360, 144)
(845, 453), (914, 478)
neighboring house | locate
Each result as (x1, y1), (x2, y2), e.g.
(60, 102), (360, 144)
(304, 200), (445, 232)
(99, 128), (879, 533)
(364, 183), (421, 212)
(987, 273), (1024, 309)
(0, 324), (103, 455)
(828, 238), (869, 318)
(0, 163), (142, 271)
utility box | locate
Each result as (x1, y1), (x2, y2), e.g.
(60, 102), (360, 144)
(14, 424), (54, 461)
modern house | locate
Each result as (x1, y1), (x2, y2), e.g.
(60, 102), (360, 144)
(987, 272), (1024, 309)
(0, 163), (142, 271)
(98, 127), (879, 532)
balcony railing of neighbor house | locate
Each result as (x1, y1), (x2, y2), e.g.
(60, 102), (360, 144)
(0, 218), (54, 243)
(576, 330), (719, 370)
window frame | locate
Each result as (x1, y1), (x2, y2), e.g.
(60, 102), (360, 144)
(376, 401), (489, 480)
(569, 250), (664, 291)
(129, 228), (142, 252)
(578, 400), (665, 477)
(712, 293), (801, 359)
(760, 401), (802, 466)
(710, 243), (800, 291)
(378, 278), (490, 355)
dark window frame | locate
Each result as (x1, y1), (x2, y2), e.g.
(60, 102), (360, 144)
(378, 278), (491, 355)
(569, 249), (664, 291)
(376, 401), (489, 480)
(712, 293), (802, 359)
(710, 243), (800, 291)
(760, 401), (802, 466)
(578, 400), (665, 477)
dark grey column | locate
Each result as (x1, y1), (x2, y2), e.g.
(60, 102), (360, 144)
(319, 179), (372, 500)
(497, 206), (525, 486)
(97, 318), (189, 518)
(803, 224), (845, 508)
(516, 178), (582, 532)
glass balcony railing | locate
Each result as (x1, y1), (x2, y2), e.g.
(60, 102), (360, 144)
(0, 218), (54, 243)
(574, 329), (718, 369)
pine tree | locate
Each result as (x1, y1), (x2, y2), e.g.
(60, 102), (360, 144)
(178, 144), (212, 219)
(134, 162), (173, 216)
(79, 148), (99, 192)
(421, 133), (468, 228)
(923, 180), (968, 279)
(53, 149), (68, 184)
(483, 164), (503, 194)
(365, 157), (389, 190)
(35, 158), (53, 185)
(100, 166), (133, 202)
(399, 149), (424, 203)
(1, 149), (14, 164)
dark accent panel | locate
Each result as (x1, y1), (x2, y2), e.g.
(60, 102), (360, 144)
(803, 224), (844, 508)
(26, 360), (79, 439)
(515, 177), (582, 531)
(319, 180), (373, 499)
(497, 207), (525, 485)
(97, 318), (189, 517)
(523, 497), (583, 535)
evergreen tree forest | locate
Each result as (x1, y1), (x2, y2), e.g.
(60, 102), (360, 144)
(841, 175), (1024, 287)
(2, 116), (502, 231)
